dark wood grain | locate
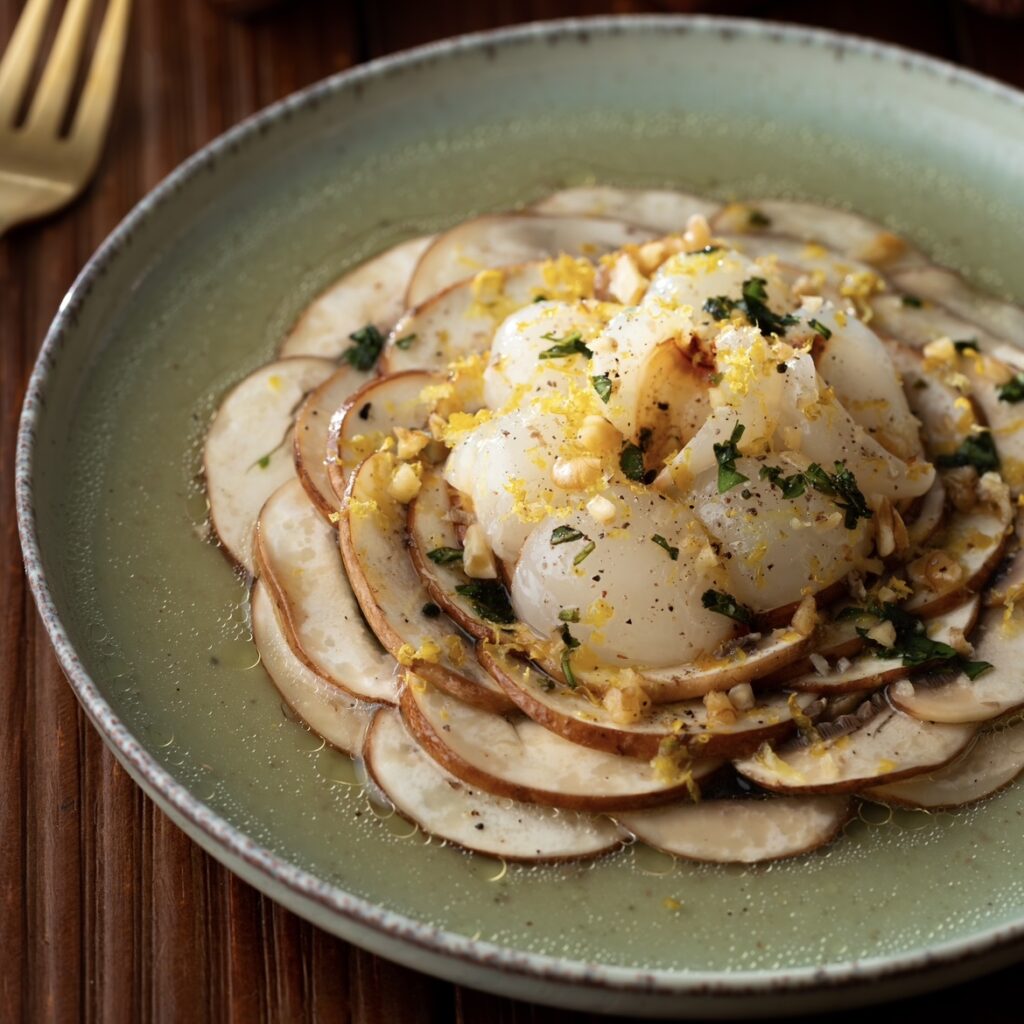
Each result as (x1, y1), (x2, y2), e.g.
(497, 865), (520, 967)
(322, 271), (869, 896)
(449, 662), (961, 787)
(2, 2), (1024, 1022)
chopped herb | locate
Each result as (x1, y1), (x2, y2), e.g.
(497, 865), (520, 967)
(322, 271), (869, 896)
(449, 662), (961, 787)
(620, 442), (646, 483)
(713, 422), (749, 494)
(708, 371), (724, 385)
(342, 324), (385, 371)
(539, 331), (593, 360)
(759, 464), (807, 499)
(573, 540), (596, 566)
(256, 454), (271, 470)
(454, 580), (516, 625)
(835, 605), (871, 622)
(560, 623), (581, 649)
(808, 318), (832, 340)
(856, 601), (992, 678)
(954, 338), (979, 354)
(805, 461), (872, 530)
(561, 649), (578, 689)
(591, 373), (613, 403)
(651, 535), (679, 560)
(937, 430), (1000, 473)
(550, 525), (585, 546)
(426, 546), (464, 565)
(997, 373), (1024, 404)
(704, 278), (798, 336)
(358, 402), (372, 420)
(703, 296), (734, 321)
(701, 589), (753, 626)
(421, 602), (441, 618)
(558, 608), (580, 623)
(739, 276), (799, 336)
(748, 209), (772, 227)
(394, 333), (417, 350)
(901, 294), (923, 308)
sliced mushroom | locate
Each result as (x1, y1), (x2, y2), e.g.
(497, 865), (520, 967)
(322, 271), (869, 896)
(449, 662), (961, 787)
(293, 364), (368, 519)
(400, 678), (721, 812)
(406, 213), (655, 307)
(205, 357), (336, 573)
(364, 709), (625, 862)
(280, 235), (434, 358)
(530, 186), (717, 230)
(889, 604), (1024, 724)
(339, 453), (513, 713)
(479, 641), (823, 760)
(255, 479), (398, 705)
(616, 794), (852, 864)
(863, 723), (1024, 809)
(251, 580), (374, 755)
(733, 696), (976, 794)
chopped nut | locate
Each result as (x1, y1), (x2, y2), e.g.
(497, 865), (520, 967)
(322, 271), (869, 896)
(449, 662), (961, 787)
(978, 470), (1012, 524)
(874, 497), (896, 558)
(944, 466), (978, 512)
(394, 426), (430, 461)
(809, 653), (830, 676)
(703, 690), (737, 727)
(462, 523), (498, 579)
(908, 549), (964, 592)
(603, 684), (651, 725)
(945, 627), (974, 658)
(387, 461), (422, 503)
(606, 252), (649, 305)
(790, 595), (818, 637)
(586, 494), (616, 525)
(427, 412), (448, 441)
(727, 682), (755, 711)
(682, 213), (712, 252)
(578, 414), (621, 456)
(552, 455), (602, 491)
(866, 620), (897, 648)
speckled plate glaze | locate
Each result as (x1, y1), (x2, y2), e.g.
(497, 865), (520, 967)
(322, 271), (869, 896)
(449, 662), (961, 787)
(16, 16), (1024, 1018)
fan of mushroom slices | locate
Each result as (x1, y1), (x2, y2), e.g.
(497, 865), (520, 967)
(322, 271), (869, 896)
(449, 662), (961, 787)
(205, 187), (1024, 866)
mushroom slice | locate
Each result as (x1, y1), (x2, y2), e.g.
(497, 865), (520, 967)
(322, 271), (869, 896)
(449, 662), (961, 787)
(479, 642), (824, 760)
(364, 709), (625, 862)
(906, 477), (947, 552)
(280, 235), (434, 358)
(889, 604), (1024, 724)
(634, 628), (815, 702)
(401, 680), (721, 812)
(733, 698), (976, 794)
(406, 214), (655, 307)
(904, 502), (1012, 616)
(251, 580), (374, 755)
(891, 266), (1024, 346)
(382, 262), (548, 374)
(205, 357), (336, 573)
(407, 469), (503, 643)
(339, 453), (513, 713)
(255, 479), (398, 704)
(712, 200), (924, 270)
(293, 364), (369, 519)
(864, 723), (1024, 809)
(885, 343), (976, 459)
(327, 370), (438, 505)
(785, 597), (980, 695)
(530, 186), (718, 230)
(615, 795), (851, 864)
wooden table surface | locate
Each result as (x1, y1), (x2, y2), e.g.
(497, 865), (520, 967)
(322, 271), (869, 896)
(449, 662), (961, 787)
(3, 1), (1024, 1020)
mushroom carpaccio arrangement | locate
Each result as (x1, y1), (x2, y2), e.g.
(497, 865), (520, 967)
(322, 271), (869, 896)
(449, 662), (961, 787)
(205, 187), (1024, 865)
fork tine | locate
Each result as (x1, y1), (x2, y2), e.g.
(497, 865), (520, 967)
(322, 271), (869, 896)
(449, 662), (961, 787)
(25, 0), (93, 135)
(0, 0), (53, 127)
(69, 0), (130, 163)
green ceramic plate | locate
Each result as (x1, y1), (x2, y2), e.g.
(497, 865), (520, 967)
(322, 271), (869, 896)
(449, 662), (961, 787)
(17, 16), (1024, 1017)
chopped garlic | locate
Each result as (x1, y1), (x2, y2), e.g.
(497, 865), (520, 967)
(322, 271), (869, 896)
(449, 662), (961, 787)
(606, 252), (649, 305)
(866, 620), (897, 648)
(387, 461), (422, 503)
(727, 682), (755, 711)
(394, 426), (430, 461)
(704, 690), (737, 727)
(586, 494), (616, 525)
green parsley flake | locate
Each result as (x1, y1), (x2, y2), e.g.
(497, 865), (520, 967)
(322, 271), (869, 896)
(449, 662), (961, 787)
(701, 589), (753, 625)
(936, 430), (1000, 473)
(426, 546), (464, 565)
(713, 422), (749, 494)
(394, 333), (417, 350)
(997, 373), (1024, 404)
(454, 580), (515, 625)
(343, 324), (385, 371)
(538, 331), (593, 360)
(592, 373), (613, 403)
(550, 526), (584, 546)
(651, 535), (679, 560)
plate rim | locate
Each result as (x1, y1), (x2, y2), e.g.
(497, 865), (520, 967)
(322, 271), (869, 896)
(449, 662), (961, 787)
(15, 11), (1024, 1006)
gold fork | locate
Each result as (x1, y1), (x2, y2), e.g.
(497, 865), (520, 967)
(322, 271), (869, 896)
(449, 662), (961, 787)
(0, 0), (131, 237)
